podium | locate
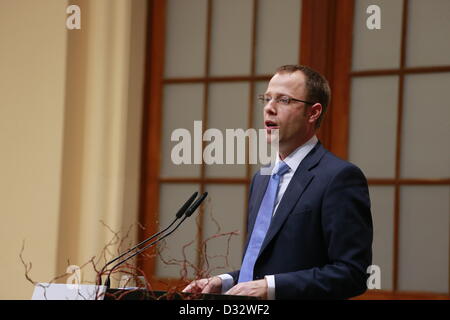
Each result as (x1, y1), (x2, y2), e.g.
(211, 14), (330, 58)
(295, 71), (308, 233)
(31, 283), (257, 300)
(105, 288), (258, 300)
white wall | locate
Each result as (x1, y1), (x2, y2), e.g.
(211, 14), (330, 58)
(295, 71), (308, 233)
(0, 0), (147, 299)
(0, 0), (68, 300)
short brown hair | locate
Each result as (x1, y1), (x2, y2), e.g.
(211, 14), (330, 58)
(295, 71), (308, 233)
(276, 65), (331, 128)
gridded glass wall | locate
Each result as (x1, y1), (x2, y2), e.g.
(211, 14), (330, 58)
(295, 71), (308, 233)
(349, 0), (450, 293)
(155, 0), (303, 278)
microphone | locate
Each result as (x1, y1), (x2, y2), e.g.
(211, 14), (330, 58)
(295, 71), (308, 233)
(104, 192), (208, 289)
(183, 191), (208, 217)
(98, 191), (198, 286)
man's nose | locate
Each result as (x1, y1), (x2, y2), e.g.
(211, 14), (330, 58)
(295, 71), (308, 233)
(264, 100), (277, 115)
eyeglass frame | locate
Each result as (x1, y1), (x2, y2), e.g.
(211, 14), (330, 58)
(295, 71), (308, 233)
(257, 94), (315, 106)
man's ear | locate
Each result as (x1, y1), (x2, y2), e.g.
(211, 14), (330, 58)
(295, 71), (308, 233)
(308, 103), (322, 124)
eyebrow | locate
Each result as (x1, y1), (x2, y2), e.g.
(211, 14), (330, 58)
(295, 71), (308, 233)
(263, 92), (293, 97)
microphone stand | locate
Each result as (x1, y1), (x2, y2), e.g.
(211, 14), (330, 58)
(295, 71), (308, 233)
(97, 192), (198, 286)
(103, 192), (208, 290)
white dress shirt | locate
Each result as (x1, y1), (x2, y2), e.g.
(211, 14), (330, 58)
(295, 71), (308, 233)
(219, 135), (319, 299)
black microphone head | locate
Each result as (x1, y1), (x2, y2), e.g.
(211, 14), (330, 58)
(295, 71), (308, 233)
(185, 192), (208, 217)
(175, 192), (198, 219)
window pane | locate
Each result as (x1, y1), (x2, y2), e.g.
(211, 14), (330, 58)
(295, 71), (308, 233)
(165, 0), (207, 77)
(255, 0), (301, 75)
(406, 0), (450, 67)
(155, 184), (201, 279)
(251, 81), (273, 177)
(401, 73), (450, 179)
(210, 0), (253, 76)
(369, 186), (394, 291)
(205, 82), (249, 178)
(202, 184), (246, 274)
(349, 76), (399, 178)
(352, 0), (403, 71)
(398, 186), (450, 293)
(161, 84), (203, 178)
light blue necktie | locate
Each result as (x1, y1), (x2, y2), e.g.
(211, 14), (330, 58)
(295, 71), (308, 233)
(238, 161), (290, 283)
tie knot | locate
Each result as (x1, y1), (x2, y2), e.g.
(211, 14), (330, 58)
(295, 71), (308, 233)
(274, 161), (290, 177)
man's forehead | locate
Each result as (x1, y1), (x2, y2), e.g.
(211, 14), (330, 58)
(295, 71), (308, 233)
(266, 71), (306, 95)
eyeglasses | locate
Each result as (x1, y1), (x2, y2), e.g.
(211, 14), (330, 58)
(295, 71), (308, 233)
(257, 94), (315, 106)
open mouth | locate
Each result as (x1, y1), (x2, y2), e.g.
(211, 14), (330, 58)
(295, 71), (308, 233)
(265, 120), (279, 130)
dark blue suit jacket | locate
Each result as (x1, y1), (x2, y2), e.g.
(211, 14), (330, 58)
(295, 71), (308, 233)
(228, 142), (373, 299)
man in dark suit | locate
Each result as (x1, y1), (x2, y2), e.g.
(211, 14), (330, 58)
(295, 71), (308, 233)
(183, 65), (373, 299)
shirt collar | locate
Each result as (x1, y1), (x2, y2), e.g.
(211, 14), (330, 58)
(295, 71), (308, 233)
(273, 135), (319, 175)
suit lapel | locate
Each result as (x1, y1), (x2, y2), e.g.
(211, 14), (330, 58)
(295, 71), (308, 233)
(257, 142), (327, 257)
(247, 173), (270, 240)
